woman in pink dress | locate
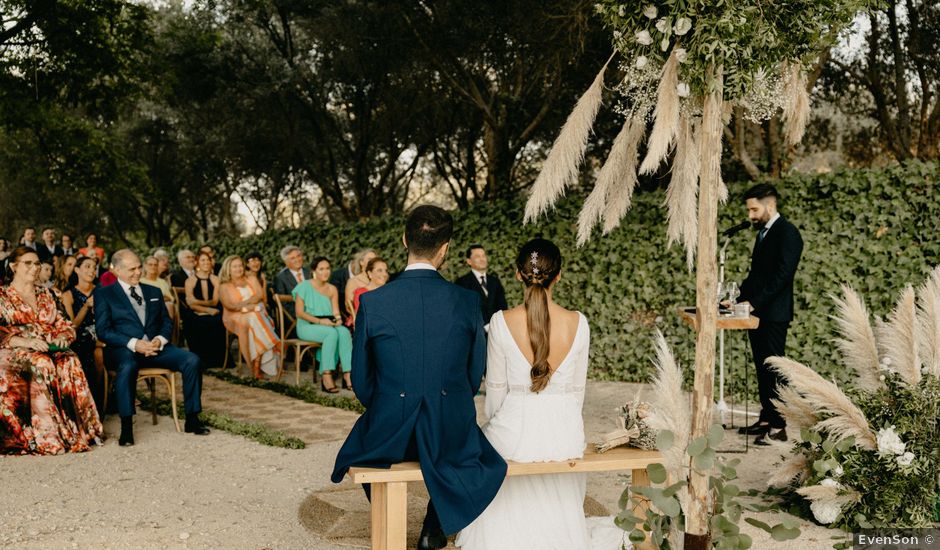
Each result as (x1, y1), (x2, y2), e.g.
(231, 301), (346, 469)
(0, 247), (103, 455)
(219, 256), (280, 379)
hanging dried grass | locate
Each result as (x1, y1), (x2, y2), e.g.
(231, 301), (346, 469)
(916, 266), (940, 378)
(782, 63), (810, 146)
(767, 357), (877, 451)
(664, 114), (700, 269)
(600, 117), (646, 235)
(767, 454), (809, 488)
(830, 285), (884, 392)
(877, 285), (922, 385)
(524, 55), (614, 224)
(576, 116), (644, 245)
(638, 51), (680, 175)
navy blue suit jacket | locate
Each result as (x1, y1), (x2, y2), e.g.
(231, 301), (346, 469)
(94, 282), (173, 348)
(738, 215), (804, 323)
(331, 269), (507, 534)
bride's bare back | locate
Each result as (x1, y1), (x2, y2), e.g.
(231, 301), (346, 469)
(502, 302), (581, 372)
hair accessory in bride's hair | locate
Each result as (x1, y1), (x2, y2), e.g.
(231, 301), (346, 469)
(530, 251), (540, 274)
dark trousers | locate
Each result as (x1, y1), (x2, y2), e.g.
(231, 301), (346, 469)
(362, 430), (443, 537)
(106, 344), (203, 417)
(748, 321), (789, 428)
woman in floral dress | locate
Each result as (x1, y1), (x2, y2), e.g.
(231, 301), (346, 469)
(0, 247), (103, 454)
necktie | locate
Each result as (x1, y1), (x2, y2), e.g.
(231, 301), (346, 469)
(479, 275), (489, 297)
(757, 228), (768, 244)
(295, 271), (303, 283)
(130, 286), (143, 306)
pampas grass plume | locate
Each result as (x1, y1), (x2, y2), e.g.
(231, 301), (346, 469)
(664, 114), (699, 269)
(600, 118), (646, 235)
(783, 63), (810, 146)
(877, 285), (922, 385)
(638, 51), (680, 175)
(830, 285), (884, 392)
(916, 266), (940, 378)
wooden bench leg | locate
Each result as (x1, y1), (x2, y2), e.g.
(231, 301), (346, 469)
(370, 481), (408, 550)
(631, 468), (656, 550)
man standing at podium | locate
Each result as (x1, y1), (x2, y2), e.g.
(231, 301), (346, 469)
(735, 184), (803, 445)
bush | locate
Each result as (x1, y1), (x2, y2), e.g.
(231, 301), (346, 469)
(203, 161), (939, 386)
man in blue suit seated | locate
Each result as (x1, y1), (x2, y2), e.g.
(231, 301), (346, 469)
(332, 206), (507, 550)
(94, 249), (209, 446)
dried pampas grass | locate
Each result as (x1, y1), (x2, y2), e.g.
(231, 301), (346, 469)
(767, 454), (809, 488)
(639, 52), (680, 175)
(782, 63), (810, 146)
(877, 285), (922, 385)
(796, 483), (861, 507)
(524, 54), (614, 224)
(645, 331), (691, 477)
(664, 115), (700, 269)
(830, 286), (884, 392)
(768, 357), (877, 451)
(576, 116), (644, 244)
(772, 385), (817, 433)
(916, 266), (940, 378)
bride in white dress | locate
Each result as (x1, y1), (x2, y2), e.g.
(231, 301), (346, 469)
(456, 238), (628, 550)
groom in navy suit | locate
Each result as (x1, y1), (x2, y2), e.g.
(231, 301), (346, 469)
(94, 249), (209, 446)
(332, 206), (506, 550)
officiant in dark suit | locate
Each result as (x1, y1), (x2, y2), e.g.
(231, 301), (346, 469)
(455, 244), (508, 328)
(735, 184), (803, 446)
(332, 206), (506, 550)
(95, 249), (209, 446)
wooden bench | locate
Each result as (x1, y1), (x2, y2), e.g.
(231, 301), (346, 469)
(348, 446), (661, 550)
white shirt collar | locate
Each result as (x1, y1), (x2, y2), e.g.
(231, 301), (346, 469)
(117, 278), (140, 296)
(763, 212), (781, 232)
(405, 262), (437, 272)
(470, 268), (487, 280)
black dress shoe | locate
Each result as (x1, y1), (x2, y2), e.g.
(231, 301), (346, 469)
(184, 416), (211, 435)
(737, 421), (770, 435)
(417, 527), (447, 550)
(755, 427), (787, 446)
(119, 416), (134, 446)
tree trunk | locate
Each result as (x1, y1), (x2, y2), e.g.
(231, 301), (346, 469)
(684, 70), (723, 550)
(483, 123), (514, 201)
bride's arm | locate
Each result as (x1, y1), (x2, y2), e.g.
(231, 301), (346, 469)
(483, 325), (509, 421)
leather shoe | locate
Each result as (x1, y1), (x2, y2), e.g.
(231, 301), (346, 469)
(755, 427), (787, 446)
(119, 416), (134, 446)
(737, 421), (770, 435)
(417, 526), (447, 550)
(118, 432), (134, 446)
(184, 418), (211, 436)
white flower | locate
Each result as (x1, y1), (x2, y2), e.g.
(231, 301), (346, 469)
(897, 451), (915, 467)
(635, 55), (648, 69)
(636, 30), (653, 45)
(676, 82), (690, 98)
(613, 30), (623, 39)
(655, 18), (670, 33)
(643, 5), (657, 19)
(882, 357), (892, 367)
(810, 500), (842, 524)
(876, 426), (906, 456)
(660, 37), (670, 51)
(832, 465), (844, 477)
(674, 17), (692, 36)
(878, 374), (886, 381)
(618, 5), (626, 17)
(820, 478), (840, 488)
(674, 47), (688, 63)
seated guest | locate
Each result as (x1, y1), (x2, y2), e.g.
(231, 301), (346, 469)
(94, 249), (209, 446)
(98, 262), (118, 287)
(219, 256), (280, 379)
(342, 248), (377, 326)
(171, 249), (196, 288)
(197, 244), (221, 275)
(78, 232), (105, 262)
(60, 256), (105, 412)
(330, 248), (369, 323)
(0, 247), (103, 454)
(37, 258), (54, 289)
(54, 255), (77, 293)
(36, 227), (64, 264)
(350, 257), (389, 324)
(153, 248), (172, 281)
(20, 227), (37, 250)
(0, 238), (10, 285)
(141, 255), (174, 311)
(293, 257), (352, 393)
(183, 251), (226, 370)
(274, 245), (310, 296)
(244, 251), (270, 307)
(61, 233), (77, 256)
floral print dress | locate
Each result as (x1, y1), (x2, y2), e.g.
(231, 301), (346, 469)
(0, 285), (103, 454)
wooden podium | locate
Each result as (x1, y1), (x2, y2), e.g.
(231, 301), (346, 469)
(677, 307), (759, 331)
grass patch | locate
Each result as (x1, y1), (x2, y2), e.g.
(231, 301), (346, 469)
(205, 368), (366, 414)
(135, 390), (306, 449)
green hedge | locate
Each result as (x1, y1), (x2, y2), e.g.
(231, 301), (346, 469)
(207, 161), (939, 387)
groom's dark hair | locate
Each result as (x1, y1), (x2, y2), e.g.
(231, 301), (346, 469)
(405, 205), (453, 259)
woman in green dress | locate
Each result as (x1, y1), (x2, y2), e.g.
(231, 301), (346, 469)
(292, 257), (352, 393)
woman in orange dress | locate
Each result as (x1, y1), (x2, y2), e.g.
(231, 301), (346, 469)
(219, 256), (280, 379)
(0, 247), (103, 454)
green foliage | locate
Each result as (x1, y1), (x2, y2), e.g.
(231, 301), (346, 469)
(135, 390), (306, 449)
(618, 428), (799, 548)
(205, 369), (366, 414)
(204, 162), (940, 392)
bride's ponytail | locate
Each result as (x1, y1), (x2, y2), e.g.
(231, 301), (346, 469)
(515, 239), (562, 393)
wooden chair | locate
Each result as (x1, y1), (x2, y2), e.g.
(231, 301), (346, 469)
(273, 294), (320, 385)
(223, 328), (245, 375)
(172, 286), (186, 346)
(348, 446), (661, 550)
(97, 341), (181, 433)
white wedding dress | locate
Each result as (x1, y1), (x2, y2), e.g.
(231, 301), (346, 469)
(456, 311), (629, 550)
